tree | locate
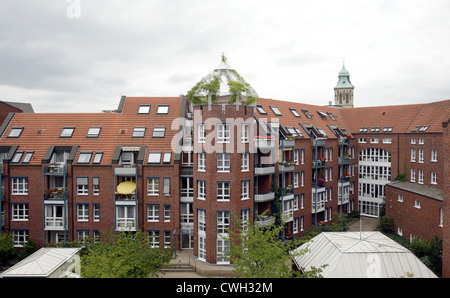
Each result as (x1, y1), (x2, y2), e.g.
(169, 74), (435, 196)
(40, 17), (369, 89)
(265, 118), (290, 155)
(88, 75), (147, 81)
(80, 231), (175, 278)
(0, 233), (16, 266)
(223, 214), (324, 278)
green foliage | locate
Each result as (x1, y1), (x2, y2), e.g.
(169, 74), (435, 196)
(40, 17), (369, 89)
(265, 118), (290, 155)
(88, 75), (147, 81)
(409, 235), (442, 276)
(186, 75), (221, 105)
(17, 237), (37, 260)
(80, 230), (175, 278)
(0, 233), (16, 265)
(223, 213), (323, 278)
(378, 215), (395, 233)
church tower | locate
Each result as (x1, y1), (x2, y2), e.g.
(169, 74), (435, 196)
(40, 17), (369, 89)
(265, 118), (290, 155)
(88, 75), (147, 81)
(334, 63), (354, 108)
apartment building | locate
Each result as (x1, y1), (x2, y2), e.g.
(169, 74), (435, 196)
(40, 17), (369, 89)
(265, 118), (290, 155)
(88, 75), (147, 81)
(0, 61), (448, 273)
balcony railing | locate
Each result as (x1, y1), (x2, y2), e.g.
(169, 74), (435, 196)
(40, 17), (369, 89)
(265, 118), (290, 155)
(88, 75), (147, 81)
(254, 138), (275, 149)
(338, 156), (351, 165)
(255, 164), (275, 175)
(45, 217), (65, 230)
(313, 139), (326, 147)
(312, 159), (326, 168)
(254, 191), (275, 202)
(44, 163), (66, 175)
(115, 193), (137, 201)
(278, 163), (294, 172)
(255, 215), (275, 228)
(281, 139), (294, 148)
(44, 190), (66, 201)
(114, 166), (137, 176)
(116, 219), (136, 231)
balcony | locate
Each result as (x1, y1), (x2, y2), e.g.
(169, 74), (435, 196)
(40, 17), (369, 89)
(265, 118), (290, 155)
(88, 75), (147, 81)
(45, 217), (65, 230)
(255, 215), (275, 228)
(255, 164), (275, 176)
(254, 191), (275, 202)
(338, 156), (351, 165)
(114, 166), (137, 176)
(281, 139), (294, 148)
(313, 139), (326, 147)
(116, 219), (136, 231)
(254, 137), (275, 149)
(312, 159), (326, 168)
(44, 163), (66, 175)
(278, 163), (294, 172)
(44, 189), (66, 201)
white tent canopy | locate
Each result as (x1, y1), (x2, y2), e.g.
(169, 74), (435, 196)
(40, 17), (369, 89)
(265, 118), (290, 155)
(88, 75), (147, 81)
(290, 232), (437, 278)
(0, 248), (81, 278)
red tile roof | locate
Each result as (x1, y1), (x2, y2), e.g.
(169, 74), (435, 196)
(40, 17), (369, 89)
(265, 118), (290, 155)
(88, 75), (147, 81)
(0, 97), (183, 165)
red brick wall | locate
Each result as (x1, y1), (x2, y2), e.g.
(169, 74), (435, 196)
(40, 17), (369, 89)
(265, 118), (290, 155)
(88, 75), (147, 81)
(443, 122), (450, 278)
(386, 184), (443, 242)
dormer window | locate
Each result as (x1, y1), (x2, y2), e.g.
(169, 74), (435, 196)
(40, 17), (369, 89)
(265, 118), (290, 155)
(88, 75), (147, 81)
(157, 105), (169, 114)
(138, 105), (150, 114)
(359, 127), (368, 132)
(383, 126), (393, 132)
(60, 127), (75, 138)
(301, 109), (313, 119)
(317, 111), (327, 120)
(256, 105), (267, 115)
(270, 106), (282, 116)
(290, 108), (301, 117)
(78, 152), (93, 164)
(8, 127), (24, 138)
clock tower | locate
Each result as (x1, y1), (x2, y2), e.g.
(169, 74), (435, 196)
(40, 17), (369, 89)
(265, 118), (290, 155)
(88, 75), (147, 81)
(334, 64), (354, 108)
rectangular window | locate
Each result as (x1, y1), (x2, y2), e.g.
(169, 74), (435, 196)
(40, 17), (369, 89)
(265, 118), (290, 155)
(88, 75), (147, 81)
(12, 177), (28, 195)
(241, 123), (249, 143)
(116, 206), (135, 229)
(12, 203), (28, 221)
(431, 150), (438, 162)
(431, 172), (437, 184)
(411, 148), (416, 162)
(414, 200), (421, 209)
(290, 108), (301, 117)
(138, 104), (150, 114)
(270, 106), (282, 116)
(294, 172), (299, 188)
(93, 177), (100, 195)
(398, 194), (403, 202)
(93, 204), (100, 222)
(217, 211), (230, 233)
(148, 152), (161, 164)
(77, 204), (89, 222)
(164, 205), (171, 222)
(217, 153), (230, 172)
(153, 127), (166, 138)
(418, 149), (424, 163)
(147, 178), (159, 195)
(87, 127), (101, 138)
(217, 123), (230, 143)
(418, 170), (424, 184)
(197, 180), (206, 200)
(133, 127), (146, 138)
(241, 180), (250, 200)
(147, 204), (160, 222)
(198, 209), (206, 233)
(13, 230), (28, 247)
(149, 231), (160, 248)
(383, 138), (392, 144)
(198, 123), (206, 143)
(241, 153), (249, 171)
(93, 152), (103, 164)
(60, 127), (75, 138)
(163, 178), (170, 196)
(164, 231), (171, 248)
(217, 182), (230, 201)
(256, 105), (267, 115)
(8, 127), (24, 138)
(198, 152), (206, 171)
(77, 177), (89, 195)
(77, 152), (92, 164)
(157, 105), (169, 114)
(410, 169), (416, 182)
(11, 151), (23, 163)
(22, 152), (34, 164)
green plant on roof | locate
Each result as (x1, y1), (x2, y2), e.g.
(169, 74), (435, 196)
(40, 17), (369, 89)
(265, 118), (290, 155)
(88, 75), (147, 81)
(186, 54), (258, 105)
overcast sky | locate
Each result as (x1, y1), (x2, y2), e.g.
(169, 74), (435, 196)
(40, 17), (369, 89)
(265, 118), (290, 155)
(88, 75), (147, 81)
(1, 0), (449, 113)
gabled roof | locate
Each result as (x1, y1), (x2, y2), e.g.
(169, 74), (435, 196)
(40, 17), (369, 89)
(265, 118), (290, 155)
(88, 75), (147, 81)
(0, 248), (80, 278)
(0, 97), (182, 166)
(291, 232), (438, 278)
(255, 98), (351, 139)
(340, 99), (450, 134)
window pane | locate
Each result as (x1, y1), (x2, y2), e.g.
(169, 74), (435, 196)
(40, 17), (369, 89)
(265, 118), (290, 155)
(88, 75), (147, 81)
(148, 152), (161, 163)
(153, 127), (166, 137)
(60, 127), (75, 137)
(87, 127), (101, 137)
(138, 105), (150, 114)
(157, 105), (169, 114)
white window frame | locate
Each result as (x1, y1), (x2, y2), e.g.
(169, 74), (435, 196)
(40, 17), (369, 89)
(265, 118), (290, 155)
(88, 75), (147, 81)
(77, 204), (89, 222)
(147, 204), (160, 222)
(12, 203), (28, 221)
(217, 182), (230, 201)
(241, 180), (250, 200)
(241, 123), (249, 143)
(217, 153), (230, 172)
(12, 177), (28, 195)
(431, 150), (438, 162)
(217, 123), (230, 143)
(431, 172), (437, 185)
(197, 123), (206, 143)
(241, 153), (249, 172)
(147, 178), (159, 196)
(198, 152), (206, 171)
